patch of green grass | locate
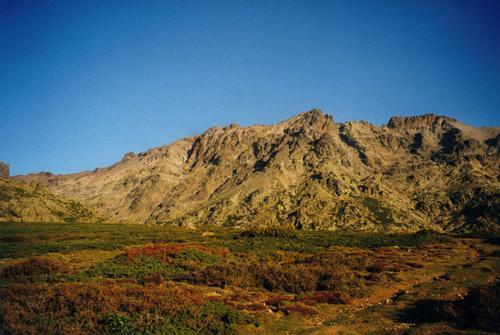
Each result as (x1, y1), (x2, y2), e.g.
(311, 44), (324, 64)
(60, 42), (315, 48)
(173, 248), (220, 265)
(0, 222), (204, 258)
(86, 247), (221, 282)
(240, 226), (298, 238)
(0, 222), (450, 259)
(99, 302), (257, 335)
(86, 255), (185, 281)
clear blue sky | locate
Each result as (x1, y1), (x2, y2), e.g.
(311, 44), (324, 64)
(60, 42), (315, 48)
(1, 0), (499, 175)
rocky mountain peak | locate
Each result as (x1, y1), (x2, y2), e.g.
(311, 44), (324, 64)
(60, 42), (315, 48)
(387, 113), (457, 131)
(12, 110), (500, 232)
(282, 109), (333, 127)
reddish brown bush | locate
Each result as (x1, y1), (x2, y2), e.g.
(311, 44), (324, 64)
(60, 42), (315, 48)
(258, 264), (318, 293)
(124, 243), (228, 262)
(142, 273), (163, 285)
(1, 258), (69, 278)
(264, 294), (295, 307)
(316, 267), (358, 291)
(406, 261), (424, 269)
(283, 303), (317, 315)
(367, 260), (387, 273)
(242, 303), (267, 311)
(303, 291), (351, 305)
(0, 282), (204, 334)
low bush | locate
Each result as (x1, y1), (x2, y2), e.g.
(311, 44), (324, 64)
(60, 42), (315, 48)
(0, 282), (255, 335)
(316, 267), (363, 293)
(124, 244), (227, 262)
(264, 294), (295, 308)
(303, 291), (351, 304)
(240, 226), (298, 238)
(1, 258), (69, 278)
(283, 303), (317, 316)
(258, 264), (317, 293)
(86, 255), (180, 281)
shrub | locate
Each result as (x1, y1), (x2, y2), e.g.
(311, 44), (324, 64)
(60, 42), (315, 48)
(258, 264), (317, 293)
(366, 260), (387, 273)
(86, 255), (180, 281)
(316, 269), (363, 293)
(0, 282), (257, 334)
(190, 265), (234, 288)
(142, 273), (163, 285)
(264, 294), (295, 307)
(99, 313), (137, 335)
(1, 258), (69, 278)
(303, 291), (351, 305)
(283, 303), (317, 315)
(124, 244), (227, 262)
(240, 226), (298, 238)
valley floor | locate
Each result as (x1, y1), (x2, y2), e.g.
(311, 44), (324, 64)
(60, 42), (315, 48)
(0, 223), (498, 334)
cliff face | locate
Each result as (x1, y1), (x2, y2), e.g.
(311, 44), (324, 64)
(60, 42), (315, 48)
(17, 110), (500, 232)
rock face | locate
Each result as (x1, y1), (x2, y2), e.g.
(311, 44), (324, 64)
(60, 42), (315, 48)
(0, 161), (9, 178)
(17, 110), (500, 232)
(0, 178), (103, 223)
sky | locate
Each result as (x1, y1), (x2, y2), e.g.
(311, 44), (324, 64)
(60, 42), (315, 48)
(1, 0), (499, 175)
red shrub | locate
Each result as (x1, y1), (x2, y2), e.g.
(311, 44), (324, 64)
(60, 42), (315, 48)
(264, 294), (295, 307)
(283, 303), (317, 315)
(124, 243), (228, 262)
(0, 282), (205, 334)
(303, 291), (351, 305)
(1, 258), (69, 278)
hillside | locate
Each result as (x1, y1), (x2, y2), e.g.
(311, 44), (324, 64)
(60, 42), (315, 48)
(0, 177), (103, 223)
(17, 110), (500, 232)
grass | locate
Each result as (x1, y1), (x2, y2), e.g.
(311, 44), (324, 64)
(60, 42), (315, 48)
(0, 222), (202, 258)
(0, 222), (450, 259)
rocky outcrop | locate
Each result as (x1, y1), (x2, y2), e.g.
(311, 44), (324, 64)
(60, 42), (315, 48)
(17, 110), (500, 232)
(0, 161), (9, 178)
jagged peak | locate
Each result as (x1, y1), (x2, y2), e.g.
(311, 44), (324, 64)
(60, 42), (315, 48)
(281, 109), (334, 128)
(387, 113), (457, 129)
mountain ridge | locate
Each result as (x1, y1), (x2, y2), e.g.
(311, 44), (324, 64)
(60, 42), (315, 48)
(14, 109), (500, 232)
(0, 177), (103, 223)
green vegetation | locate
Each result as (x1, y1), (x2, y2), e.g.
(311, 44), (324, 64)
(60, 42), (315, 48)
(98, 301), (256, 335)
(0, 282), (255, 335)
(0, 222), (450, 259)
(240, 226), (298, 238)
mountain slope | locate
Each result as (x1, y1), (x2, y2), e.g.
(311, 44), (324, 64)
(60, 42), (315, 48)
(18, 110), (500, 232)
(0, 177), (103, 223)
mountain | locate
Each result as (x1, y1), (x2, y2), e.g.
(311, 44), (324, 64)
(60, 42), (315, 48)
(17, 110), (500, 232)
(0, 176), (103, 223)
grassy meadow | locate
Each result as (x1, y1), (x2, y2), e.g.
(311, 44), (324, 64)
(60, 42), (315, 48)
(0, 222), (498, 334)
